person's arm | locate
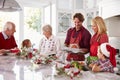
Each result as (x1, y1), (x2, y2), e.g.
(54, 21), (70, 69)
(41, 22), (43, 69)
(92, 64), (101, 72)
(64, 43), (69, 47)
(80, 48), (89, 54)
(0, 49), (6, 54)
(99, 60), (114, 72)
(0, 49), (12, 55)
(64, 28), (73, 47)
(89, 63), (94, 68)
(80, 29), (91, 53)
(89, 60), (100, 71)
(99, 33), (109, 44)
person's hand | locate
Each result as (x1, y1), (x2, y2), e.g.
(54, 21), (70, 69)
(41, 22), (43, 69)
(10, 48), (20, 53)
(92, 64), (101, 72)
(0, 49), (6, 54)
(64, 44), (69, 47)
(89, 63), (94, 68)
(0, 49), (10, 56)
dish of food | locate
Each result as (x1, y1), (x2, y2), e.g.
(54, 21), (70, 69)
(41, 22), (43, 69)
(62, 47), (85, 54)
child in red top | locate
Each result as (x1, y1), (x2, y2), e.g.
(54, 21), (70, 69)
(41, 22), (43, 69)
(21, 39), (38, 58)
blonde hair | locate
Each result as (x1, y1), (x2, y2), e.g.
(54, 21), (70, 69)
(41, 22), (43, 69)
(4, 21), (15, 31)
(42, 24), (52, 34)
(91, 16), (107, 35)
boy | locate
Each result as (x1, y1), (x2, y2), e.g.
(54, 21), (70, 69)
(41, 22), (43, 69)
(89, 43), (117, 73)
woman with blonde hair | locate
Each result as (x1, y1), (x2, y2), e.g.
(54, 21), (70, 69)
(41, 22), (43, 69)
(90, 16), (109, 57)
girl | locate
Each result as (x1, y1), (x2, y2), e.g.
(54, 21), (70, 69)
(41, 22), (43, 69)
(21, 39), (37, 58)
(21, 39), (32, 48)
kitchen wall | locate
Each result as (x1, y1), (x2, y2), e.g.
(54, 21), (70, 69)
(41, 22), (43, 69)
(105, 16), (120, 49)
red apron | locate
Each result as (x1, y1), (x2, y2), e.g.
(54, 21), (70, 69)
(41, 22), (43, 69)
(67, 30), (85, 61)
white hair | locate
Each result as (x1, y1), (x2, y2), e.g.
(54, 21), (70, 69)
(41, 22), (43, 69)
(3, 21), (15, 31)
(42, 24), (52, 33)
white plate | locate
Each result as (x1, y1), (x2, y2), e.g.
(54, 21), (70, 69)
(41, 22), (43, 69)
(70, 48), (84, 53)
(62, 47), (84, 54)
(62, 47), (71, 51)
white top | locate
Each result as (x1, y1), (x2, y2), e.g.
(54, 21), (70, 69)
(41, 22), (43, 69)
(2, 31), (9, 39)
(39, 35), (62, 56)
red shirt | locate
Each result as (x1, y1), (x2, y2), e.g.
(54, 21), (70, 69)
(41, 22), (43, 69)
(65, 27), (91, 49)
(90, 33), (108, 45)
(0, 32), (17, 49)
(90, 33), (108, 56)
(65, 27), (91, 61)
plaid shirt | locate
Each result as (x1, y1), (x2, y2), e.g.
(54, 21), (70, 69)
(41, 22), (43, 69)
(93, 59), (114, 73)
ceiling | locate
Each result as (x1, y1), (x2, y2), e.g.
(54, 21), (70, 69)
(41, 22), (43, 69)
(0, 0), (53, 12)
(0, 0), (22, 12)
(16, 0), (53, 8)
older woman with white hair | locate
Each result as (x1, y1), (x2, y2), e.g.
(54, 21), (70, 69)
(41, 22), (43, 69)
(39, 24), (62, 58)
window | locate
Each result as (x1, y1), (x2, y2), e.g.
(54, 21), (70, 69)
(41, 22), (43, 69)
(58, 12), (72, 34)
(24, 7), (42, 48)
(75, 0), (83, 9)
(87, 13), (93, 34)
(0, 11), (19, 45)
(57, 0), (72, 10)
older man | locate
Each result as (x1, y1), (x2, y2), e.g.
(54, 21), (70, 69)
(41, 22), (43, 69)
(0, 21), (18, 50)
